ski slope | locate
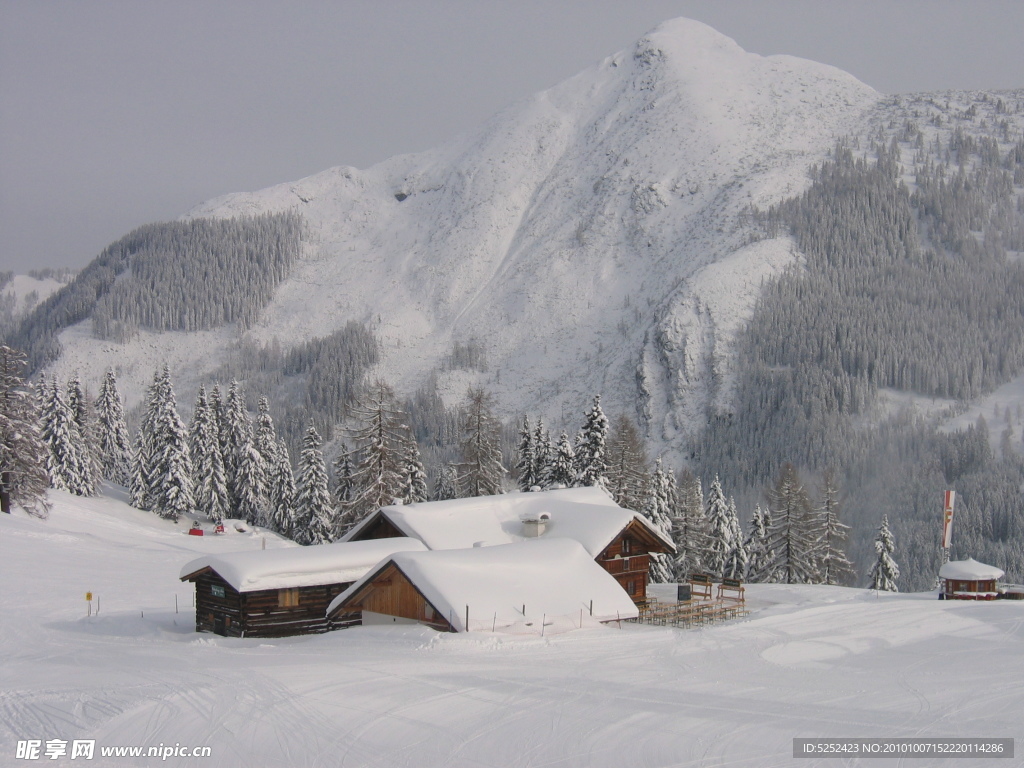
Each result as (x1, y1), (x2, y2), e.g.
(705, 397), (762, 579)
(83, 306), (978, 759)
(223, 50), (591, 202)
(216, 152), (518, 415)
(2, 490), (1021, 767)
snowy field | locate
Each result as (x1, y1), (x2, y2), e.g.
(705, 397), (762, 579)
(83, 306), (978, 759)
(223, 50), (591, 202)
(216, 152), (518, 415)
(2, 490), (1022, 767)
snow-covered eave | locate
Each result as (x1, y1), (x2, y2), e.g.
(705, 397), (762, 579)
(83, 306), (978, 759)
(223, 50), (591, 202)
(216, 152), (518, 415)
(938, 558), (1005, 581)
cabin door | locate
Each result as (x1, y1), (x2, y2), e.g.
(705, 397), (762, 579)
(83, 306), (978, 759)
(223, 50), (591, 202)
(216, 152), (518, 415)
(213, 614), (226, 636)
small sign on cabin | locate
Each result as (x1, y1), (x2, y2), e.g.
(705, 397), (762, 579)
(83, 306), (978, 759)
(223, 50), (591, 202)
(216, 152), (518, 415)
(211, 585), (225, 598)
(85, 592), (92, 601)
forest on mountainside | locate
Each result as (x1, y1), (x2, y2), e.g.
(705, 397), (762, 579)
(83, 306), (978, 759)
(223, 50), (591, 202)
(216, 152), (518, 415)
(1, 212), (301, 372)
(694, 92), (1024, 589)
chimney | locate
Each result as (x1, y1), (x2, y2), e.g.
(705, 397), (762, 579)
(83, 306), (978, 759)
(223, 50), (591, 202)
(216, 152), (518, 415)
(522, 511), (551, 538)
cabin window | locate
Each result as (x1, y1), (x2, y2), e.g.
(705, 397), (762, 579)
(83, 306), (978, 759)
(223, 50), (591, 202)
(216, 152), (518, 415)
(627, 579), (636, 595)
(278, 588), (300, 607)
(622, 538), (631, 555)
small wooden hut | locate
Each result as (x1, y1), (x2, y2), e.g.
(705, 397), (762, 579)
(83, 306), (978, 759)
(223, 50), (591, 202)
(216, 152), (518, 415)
(938, 558), (1004, 601)
(326, 538), (640, 633)
(343, 487), (674, 604)
(179, 538), (425, 637)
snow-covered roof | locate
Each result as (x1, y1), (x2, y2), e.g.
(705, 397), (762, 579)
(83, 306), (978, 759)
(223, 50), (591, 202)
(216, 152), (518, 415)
(328, 538), (639, 631)
(179, 537), (427, 592)
(938, 558), (1005, 581)
(342, 486), (674, 557)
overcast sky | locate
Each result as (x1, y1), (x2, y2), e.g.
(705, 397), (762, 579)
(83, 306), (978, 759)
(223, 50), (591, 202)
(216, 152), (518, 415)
(1, 0), (1021, 274)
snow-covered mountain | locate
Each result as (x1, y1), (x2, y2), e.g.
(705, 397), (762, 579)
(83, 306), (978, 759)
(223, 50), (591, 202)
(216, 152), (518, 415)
(45, 18), (879, 450)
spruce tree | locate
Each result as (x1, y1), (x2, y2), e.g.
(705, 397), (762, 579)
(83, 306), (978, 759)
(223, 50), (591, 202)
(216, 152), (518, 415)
(0, 345), (50, 516)
(332, 446), (356, 508)
(399, 433), (428, 505)
(189, 385), (229, 522)
(150, 367), (194, 521)
(433, 463), (460, 501)
(722, 497), (747, 580)
(765, 464), (817, 584)
(547, 432), (576, 489)
(66, 374), (99, 494)
(641, 457), (676, 583)
(671, 471), (710, 579)
(253, 396), (280, 473)
(744, 505), (775, 582)
(532, 418), (552, 489)
(514, 415), (537, 491)
(40, 379), (92, 496)
(265, 438), (296, 536)
(704, 476), (733, 578)
(94, 368), (132, 486)
(868, 514), (900, 592)
(293, 424), (333, 545)
(459, 387), (505, 497)
(575, 394), (609, 488)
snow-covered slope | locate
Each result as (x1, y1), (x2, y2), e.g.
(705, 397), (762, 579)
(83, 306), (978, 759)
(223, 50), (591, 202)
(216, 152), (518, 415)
(3, 489), (1022, 767)
(47, 18), (878, 450)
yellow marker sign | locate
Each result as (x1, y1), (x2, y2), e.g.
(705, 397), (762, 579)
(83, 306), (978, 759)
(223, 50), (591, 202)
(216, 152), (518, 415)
(86, 592), (93, 601)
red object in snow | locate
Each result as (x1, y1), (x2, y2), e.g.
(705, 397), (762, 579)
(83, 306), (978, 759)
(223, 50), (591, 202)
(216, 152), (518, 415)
(188, 522), (204, 536)
(214, 523), (226, 535)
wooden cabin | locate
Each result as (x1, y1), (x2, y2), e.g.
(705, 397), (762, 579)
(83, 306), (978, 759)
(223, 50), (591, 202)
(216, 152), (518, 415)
(342, 486), (675, 605)
(179, 538), (426, 637)
(938, 558), (1005, 601)
(327, 538), (640, 633)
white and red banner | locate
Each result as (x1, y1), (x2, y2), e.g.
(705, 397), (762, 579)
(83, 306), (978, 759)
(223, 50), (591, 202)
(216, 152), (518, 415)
(941, 490), (956, 549)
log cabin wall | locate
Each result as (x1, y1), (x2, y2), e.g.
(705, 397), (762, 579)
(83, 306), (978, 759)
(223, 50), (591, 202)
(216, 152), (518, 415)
(188, 569), (351, 637)
(349, 514), (405, 541)
(343, 563), (452, 631)
(193, 571), (245, 637)
(596, 531), (650, 604)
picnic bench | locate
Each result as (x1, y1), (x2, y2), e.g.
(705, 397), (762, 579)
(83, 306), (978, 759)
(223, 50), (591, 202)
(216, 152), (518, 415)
(717, 577), (745, 603)
(687, 573), (714, 600)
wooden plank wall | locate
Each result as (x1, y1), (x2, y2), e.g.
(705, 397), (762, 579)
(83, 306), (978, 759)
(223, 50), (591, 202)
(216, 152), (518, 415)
(597, 532), (649, 603)
(348, 564), (452, 631)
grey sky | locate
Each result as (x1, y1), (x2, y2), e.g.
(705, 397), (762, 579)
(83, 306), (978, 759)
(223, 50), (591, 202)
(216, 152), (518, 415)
(2, 0), (1021, 274)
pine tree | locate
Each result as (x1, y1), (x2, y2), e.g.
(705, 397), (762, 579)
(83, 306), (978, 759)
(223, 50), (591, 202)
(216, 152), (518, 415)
(868, 514), (900, 592)
(253, 396), (280, 473)
(293, 424), (334, 545)
(704, 476), (733, 578)
(265, 438), (296, 536)
(514, 415), (537, 491)
(189, 385), (229, 522)
(150, 367), (193, 521)
(459, 386), (505, 497)
(574, 394), (609, 488)
(332, 446), (356, 508)
(641, 457), (676, 583)
(94, 368), (132, 486)
(605, 413), (648, 511)
(234, 438), (267, 525)
(222, 380), (254, 517)
(815, 470), (855, 586)
(547, 432), (576, 489)
(433, 463), (460, 501)
(0, 345), (50, 517)
(765, 464), (817, 584)
(40, 378), (92, 496)
(131, 368), (168, 511)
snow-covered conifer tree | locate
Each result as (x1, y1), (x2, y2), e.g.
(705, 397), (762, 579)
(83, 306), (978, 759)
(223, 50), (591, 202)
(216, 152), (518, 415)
(253, 396), (279, 472)
(234, 437), (267, 526)
(459, 387), (505, 497)
(345, 380), (408, 518)
(189, 385), (229, 522)
(815, 470), (855, 586)
(704, 476), (733, 578)
(671, 472), (709, 579)
(722, 497), (747, 580)
(514, 415), (537, 491)
(332, 446), (356, 508)
(868, 514), (900, 592)
(0, 346), (50, 516)
(547, 432), (576, 489)
(40, 378), (92, 496)
(66, 374), (99, 494)
(222, 380), (254, 517)
(150, 367), (194, 520)
(433, 463), (460, 501)
(293, 424), (333, 545)
(400, 433), (428, 505)
(532, 418), (552, 489)
(265, 438), (296, 536)
(743, 505), (775, 582)
(574, 395), (609, 488)
(94, 368), (132, 486)
(764, 464), (817, 584)
(641, 457), (676, 583)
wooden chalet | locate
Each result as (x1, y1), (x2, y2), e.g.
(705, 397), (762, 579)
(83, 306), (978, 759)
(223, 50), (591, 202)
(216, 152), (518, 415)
(179, 538), (425, 637)
(327, 538), (640, 633)
(938, 558), (1004, 601)
(343, 486), (675, 604)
